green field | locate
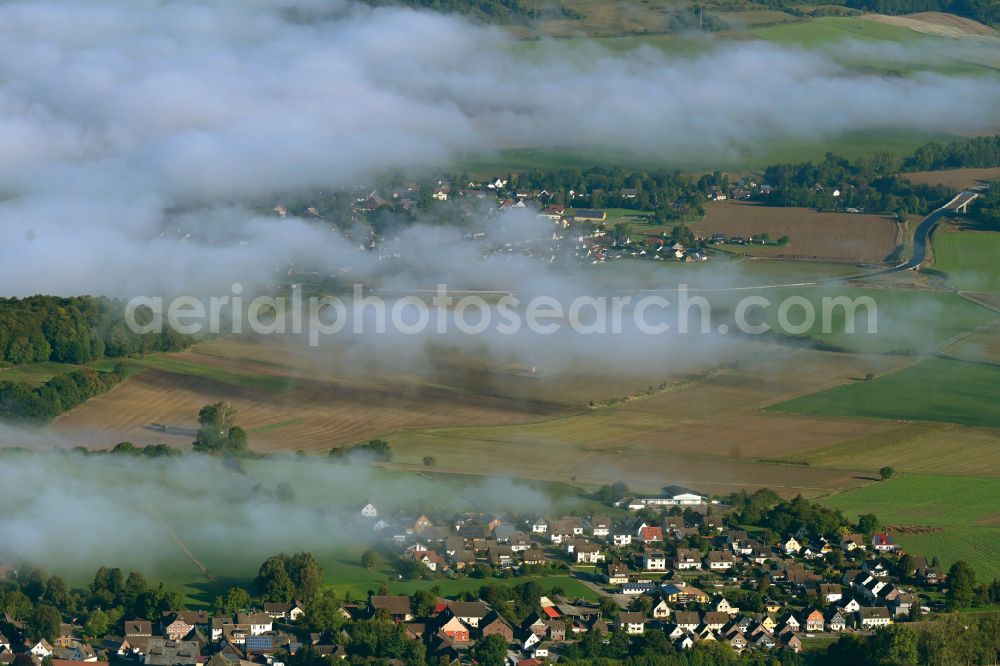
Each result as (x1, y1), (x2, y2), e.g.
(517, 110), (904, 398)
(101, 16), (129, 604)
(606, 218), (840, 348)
(143, 545), (598, 608)
(0, 361), (83, 386)
(129, 355), (295, 393)
(933, 231), (1000, 293)
(751, 16), (927, 45)
(460, 129), (965, 175)
(821, 474), (1000, 579)
(770, 356), (1000, 427)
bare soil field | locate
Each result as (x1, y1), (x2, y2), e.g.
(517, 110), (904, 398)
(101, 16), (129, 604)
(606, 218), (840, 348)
(865, 12), (999, 39)
(903, 167), (1000, 189)
(384, 348), (913, 497)
(697, 201), (898, 263)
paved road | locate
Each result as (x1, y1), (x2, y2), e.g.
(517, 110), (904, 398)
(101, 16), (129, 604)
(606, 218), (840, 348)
(898, 190), (979, 271)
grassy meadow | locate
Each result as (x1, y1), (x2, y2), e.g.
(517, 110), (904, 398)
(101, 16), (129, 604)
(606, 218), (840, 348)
(0, 361), (83, 387)
(821, 474), (1000, 579)
(769, 356), (1000, 427)
(933, 230), (1000, 294)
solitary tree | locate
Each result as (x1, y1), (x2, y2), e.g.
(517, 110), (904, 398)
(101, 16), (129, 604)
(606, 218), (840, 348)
(27, 604), (61, 642)
(857, 513), (880, 535)
(255, 555), (295, 603)
(879, 466), (896, 480)
(361, 549), (381, 572)
(471, 634), (507, 666)
(946, 561), (977, 609)
(224, 587), (252, 613)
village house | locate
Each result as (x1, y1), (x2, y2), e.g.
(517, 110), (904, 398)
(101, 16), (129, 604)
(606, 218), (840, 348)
(479, 612), (514, 642)
(706, 550), (737, 571)
(617, 613), (646, 635)
(841, 534), (866, 552)
(872, 533), (897, 553)
(857, 607), (892, 630)
(606, 562), (630, 585)
(661, 583), (709, 604)
(712, 597), (739, 616)
(673, 611), (699, 632)
(575, 543), (605, 564)
(612, 529), (633, 547)
(448, 601), (488, 628)
(826, 609), (848, 632)
(590, 516), (612, 538)
(30, 640), (54, 659)
(783, 633), (803, 653)
(370, 596), (413, 622)
(621, 581), (657, 596)
(727, 530), (753, 556)
(262, 602), (305, 621)
(804, 609), (825, 632)
(235, 613), (272, 636)
(438, 615), (470, 643)
(508, 531), (532, 552)
(521, 548), (546, 566)
(675, 549), (702, 570)
(124, 621), (152, 637)
(652, 600), (672, 620)
(642, 551), (667, 571)
(783, 537), (802, 555)
(638, 525), (664, 543)
(143, 638), (199, 666)
(818, 583), (844, 603)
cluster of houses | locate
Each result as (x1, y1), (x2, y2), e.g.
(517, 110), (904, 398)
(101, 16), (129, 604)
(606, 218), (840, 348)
(1, 604), (311, 666)
(273, 179), (716, 269)
(366, 594), (612, 663)
(0, 487), (943, 666)
(346, 490), (939, 660)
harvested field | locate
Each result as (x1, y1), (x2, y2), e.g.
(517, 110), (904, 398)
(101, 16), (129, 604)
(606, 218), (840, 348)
(865, 12), (999, 39)
(383, 348), (911, 497)
(46, 335), (724, 452)
(50, 364), (566, 452)
(812, 425), (1000, 476)
(785, 420), (1000, 476)
(903, 167), (1000, 190)
(697, 201), (898, 262)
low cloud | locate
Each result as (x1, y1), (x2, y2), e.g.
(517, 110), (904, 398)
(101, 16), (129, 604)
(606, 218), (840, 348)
(0, 449), (574, 581)
(0, 0), (997, 297)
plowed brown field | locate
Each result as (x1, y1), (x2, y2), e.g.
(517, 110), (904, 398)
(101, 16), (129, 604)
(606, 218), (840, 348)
(698, 201), (899, 263)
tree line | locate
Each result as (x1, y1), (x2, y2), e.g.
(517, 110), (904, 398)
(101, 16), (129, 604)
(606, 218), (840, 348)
(0, 364), (129, 423)
(756, 0), (998, 27)
(0, 296), (191, 368)
(969, 185), (1000, 230)
(0, 565), (185, 644)
(761, 151), (954, 215)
